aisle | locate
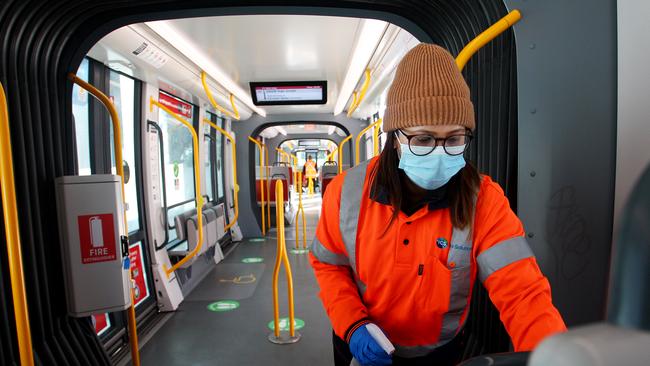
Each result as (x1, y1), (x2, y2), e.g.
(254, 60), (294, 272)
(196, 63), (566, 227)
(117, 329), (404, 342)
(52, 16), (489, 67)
(139, 195), (332, 366)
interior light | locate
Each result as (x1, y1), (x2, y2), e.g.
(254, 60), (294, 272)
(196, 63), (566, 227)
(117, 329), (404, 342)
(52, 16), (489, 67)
(145, 20), (267, 117)
(327, 126), (336, 135)
(334, 19), (388, 116)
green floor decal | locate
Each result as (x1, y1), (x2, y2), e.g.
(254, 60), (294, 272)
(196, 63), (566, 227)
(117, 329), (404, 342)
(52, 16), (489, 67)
(207, 300), (240, 312)
(249, 238), (266, 242)
(267, 318), (305, 331)
(242, 257), (264, 263)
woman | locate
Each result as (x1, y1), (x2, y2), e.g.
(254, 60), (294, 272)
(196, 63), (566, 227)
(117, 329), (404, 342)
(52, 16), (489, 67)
(309, 44), (566, 366)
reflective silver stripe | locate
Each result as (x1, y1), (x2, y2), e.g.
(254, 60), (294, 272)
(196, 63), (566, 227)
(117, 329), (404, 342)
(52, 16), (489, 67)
(477, 236), (534, 283)
(310, 237), (349, 266)
(437, 225), (473, 344)
(338, 160), (371, 273)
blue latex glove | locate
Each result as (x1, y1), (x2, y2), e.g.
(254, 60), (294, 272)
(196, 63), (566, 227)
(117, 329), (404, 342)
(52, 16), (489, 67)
(349, 323), (393, 366)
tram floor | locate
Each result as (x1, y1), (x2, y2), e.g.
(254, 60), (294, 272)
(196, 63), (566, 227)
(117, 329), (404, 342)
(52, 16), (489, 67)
(139, 196), (332, 365)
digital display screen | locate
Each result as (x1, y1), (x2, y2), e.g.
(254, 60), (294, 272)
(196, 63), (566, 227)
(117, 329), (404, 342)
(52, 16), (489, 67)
(250, 81), (327, 106)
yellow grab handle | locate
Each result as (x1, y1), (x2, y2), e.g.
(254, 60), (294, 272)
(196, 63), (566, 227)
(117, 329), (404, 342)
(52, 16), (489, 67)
(338, 135), (353, 174)
(355, 119), (382, 165)
(1, 83), (35, 366)
(325, 147), (338, 162)
(271, 180), (297, 338)
(456, 10), (522, 71)
(201, 71), (240, 120)
(150, 98), (204, 278)
(347, 69), (371, 117)
(204, 119), (239, 231)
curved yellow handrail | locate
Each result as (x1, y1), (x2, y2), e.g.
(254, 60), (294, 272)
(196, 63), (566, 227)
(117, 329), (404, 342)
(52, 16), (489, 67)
(204, 119), (239, 231)
(347, 69), (371, 117)
(229, 93), (240, 120)
(201, 71), (240, 120)
(288, 152), (299, 193)
(355, 119), (383, 165)
(270, 180), (297, 340)
(338, 135), (353, 174)
(69, 74), (140, 366)
(1, 83), (35, 366)
(294, 171), (307, 250)
(275, 147), (291, 164)
(248, 137), (266, 235)
(325, 147), (338, 162)
(456, 10), (522, 71)
(263, 144), (271, 230)
(149, 98), (204, 277)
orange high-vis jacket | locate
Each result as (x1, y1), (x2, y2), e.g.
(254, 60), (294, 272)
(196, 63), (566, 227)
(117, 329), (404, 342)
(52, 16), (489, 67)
(309, 158), (566, 358)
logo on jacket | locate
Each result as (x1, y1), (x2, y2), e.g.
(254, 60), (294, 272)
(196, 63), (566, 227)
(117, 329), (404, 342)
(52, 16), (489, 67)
(436, 238), (448, 249)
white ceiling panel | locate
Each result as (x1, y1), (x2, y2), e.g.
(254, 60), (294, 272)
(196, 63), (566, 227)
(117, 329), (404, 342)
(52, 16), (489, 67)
(160, 15), (363, 114)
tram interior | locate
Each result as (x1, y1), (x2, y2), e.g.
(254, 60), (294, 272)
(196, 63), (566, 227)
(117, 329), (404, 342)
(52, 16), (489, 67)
(1, 1), (649, 366)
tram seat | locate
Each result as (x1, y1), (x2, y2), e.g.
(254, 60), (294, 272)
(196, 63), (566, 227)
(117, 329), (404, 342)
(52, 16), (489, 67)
(275, 162), (293, 185)
(169, 202), (222, 267)
(319, 162), (339, 196)
(267, 166), (290, 206)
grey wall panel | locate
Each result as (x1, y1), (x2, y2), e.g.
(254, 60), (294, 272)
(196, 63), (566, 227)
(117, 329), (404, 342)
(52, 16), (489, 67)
(614, 0), (650, 236)
(505, 0), (617, 325)
(232, 114), (365, 237)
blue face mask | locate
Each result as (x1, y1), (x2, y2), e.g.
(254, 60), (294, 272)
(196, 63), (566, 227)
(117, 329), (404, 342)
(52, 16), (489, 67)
(398, 144), (466, 190)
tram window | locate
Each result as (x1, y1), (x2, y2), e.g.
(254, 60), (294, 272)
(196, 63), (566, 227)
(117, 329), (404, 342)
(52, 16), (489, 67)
(215, 116), (225, 202)
(158, 92), (196, 242)
(204, 133), (214, 202)
(72, 58), (91, 176)
(203, 117), (217, 202)
(109, 71), (140, 232)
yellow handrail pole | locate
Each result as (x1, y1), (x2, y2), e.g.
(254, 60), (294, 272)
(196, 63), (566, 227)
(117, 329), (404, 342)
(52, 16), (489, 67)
(263, 144), (271, 230)
(294, 171), (302, 249)
(203, 119), (239, 231)
(347, 69), (371, 117)
(149, 98), (204, 277)
(354, 119), (382, 166)
(275, 148), (290, 165)
(373, 122), (380, 157)
(229, 94), (240, 120)
(455, 10), (522, 71)
(288, 153), (299, 193)
(248, 137), (266, 235)
(0, 83), (35, 366)
(326, 147), (338, 162)
(200, 71), (240, 120)
(338, 135), (353, 174)
(294, 170), (307, 250)
(69, 74), (140, 366)
(270, 180), (297, 339)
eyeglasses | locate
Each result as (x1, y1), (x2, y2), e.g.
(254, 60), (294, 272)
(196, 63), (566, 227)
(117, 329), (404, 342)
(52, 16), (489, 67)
(396, 129), (473, 156)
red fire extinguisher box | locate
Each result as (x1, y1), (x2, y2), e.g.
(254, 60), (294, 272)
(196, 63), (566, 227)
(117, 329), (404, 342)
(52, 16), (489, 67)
(55, 174), (131, 317)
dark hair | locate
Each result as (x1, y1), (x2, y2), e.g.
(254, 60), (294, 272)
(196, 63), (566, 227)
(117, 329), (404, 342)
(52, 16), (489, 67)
(369, 132), (481, 230)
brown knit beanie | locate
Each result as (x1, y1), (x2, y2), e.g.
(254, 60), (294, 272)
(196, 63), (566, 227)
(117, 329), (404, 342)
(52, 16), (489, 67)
(383, 43), (475, 132)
